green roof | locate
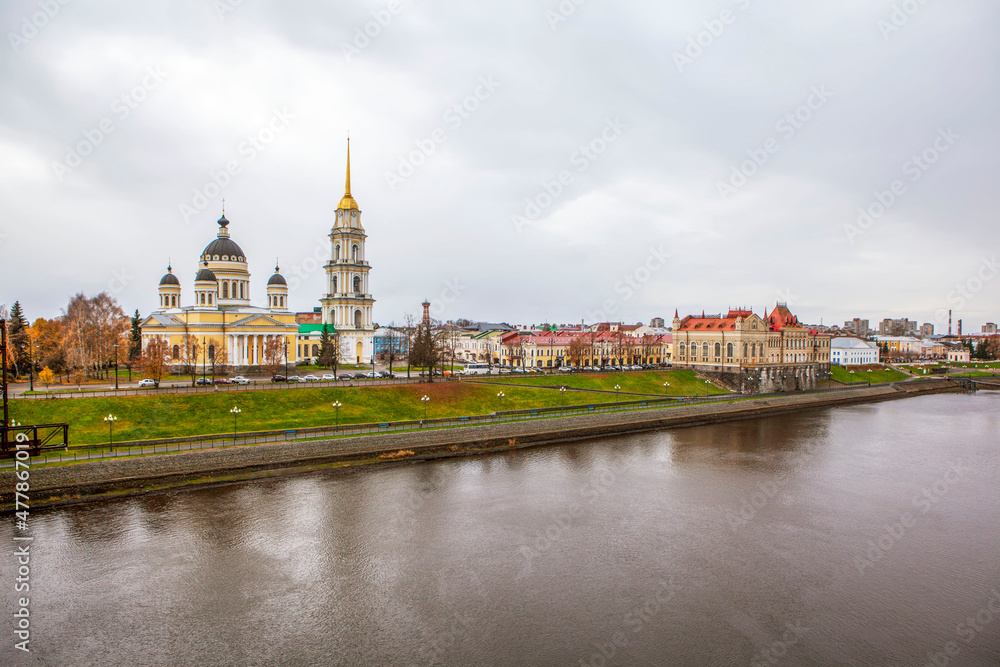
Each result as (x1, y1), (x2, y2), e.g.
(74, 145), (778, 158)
(298, 324), (334, 335)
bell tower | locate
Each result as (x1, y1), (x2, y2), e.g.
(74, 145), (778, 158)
(320, 139), (376, 363)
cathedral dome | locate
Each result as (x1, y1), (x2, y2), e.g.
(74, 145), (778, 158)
(267, 270), (287, 286)
(202, 211), (246, 261)
(194, 264), (217, 282)
(159, 267), (180, 286)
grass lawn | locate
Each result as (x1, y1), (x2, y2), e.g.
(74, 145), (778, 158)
(952, 371), (997, 378)
(948, 362), (1000, 369)
(10, 380), (636, 447)
(830, 366), (908, 384)
(469, 369), (727, 396)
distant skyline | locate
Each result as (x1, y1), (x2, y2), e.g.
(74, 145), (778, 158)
(1, 1), (998, 330)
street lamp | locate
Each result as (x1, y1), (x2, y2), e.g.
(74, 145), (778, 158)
(614, 384), (621, 400)
(230, 405), (241, 443)
(332, 400), (342, 427)
(559, 385), (567, 408)
(114, 339), (119, 391)
(497, 390), (505, 414)
(104, 413), (117, 451)
(421, 395), (430, 423)
(663, 381), (669, 398)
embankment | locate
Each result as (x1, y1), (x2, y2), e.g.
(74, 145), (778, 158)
(9, 379), (963, 511)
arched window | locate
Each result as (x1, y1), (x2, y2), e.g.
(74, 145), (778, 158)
(172, 345), (180, 361)
(222, 282), (228, 298)
(335, 244), (341, 260)
(354, 309), (362, 328)
(240, 282), (245, 299)
(679, 342), (686, 357)
(727, 342), (734, 358)
(199, 293), (205, 305)
(743, 343), (749, 357)
(352, 245), (359, 262)
(208, 293), (213, 305)
(714, 342), (721, 358)
(333, 276), (338, 293)
(208, 344), (216, 361)
(703, 342), (710, 357)
(353, 276), (361, 294)
(312, 344), (319, 357)
(172, 295), (177, 307)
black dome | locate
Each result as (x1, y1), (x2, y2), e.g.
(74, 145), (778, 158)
(159, 272), (180, 286)
(202, 238), (246, 261)
(267, 272), (287, 286)
(194, 266), (217, 282)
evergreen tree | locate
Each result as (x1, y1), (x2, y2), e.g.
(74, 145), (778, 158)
(8, 301), (30, 377)
(318, 324), (337, 372)
(129, 310), (142, 362)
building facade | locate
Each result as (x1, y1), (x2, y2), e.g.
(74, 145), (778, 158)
(831, 337), (880, 366)
(319, 140), (376, 364)
(141, 212), (299, 370)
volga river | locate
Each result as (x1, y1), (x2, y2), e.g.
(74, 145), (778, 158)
(4, 392), (999, 666)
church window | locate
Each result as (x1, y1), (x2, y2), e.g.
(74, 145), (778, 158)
(333, 276), (337, 293)
(352, 245), (359, 262)
(222, 282), (229, 298)
(240, 282), (245, 299)
(354, 309), (362, 328)
(335, 244), (341, 260)
(208, 293), (213, 305)
(172, 345), (180, 361)
(353, 276), (361, 294)
(171, 296), (177, 307)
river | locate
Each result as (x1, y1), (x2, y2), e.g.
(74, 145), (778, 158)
(3, 392), (999, 666)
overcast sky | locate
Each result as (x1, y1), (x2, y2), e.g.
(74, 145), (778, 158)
(1, 0), (998, 331)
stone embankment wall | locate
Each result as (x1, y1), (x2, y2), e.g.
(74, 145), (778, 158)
(12, 380), (961, 511)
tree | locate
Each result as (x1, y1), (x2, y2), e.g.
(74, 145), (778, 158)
(38, 366), (54, 390)
(318, 324), (338, 373)
(125, 310), (142, 380)
(409, 321), (442, 381)
(8, 302), (30, 379)
(139, 337), (169, 386)
(262, 336), (284, 378)
(375, 324), (406, 374)
(61, 292), (127, 380)
(31, 317), (64, 375)
(567, 335), (587, 367)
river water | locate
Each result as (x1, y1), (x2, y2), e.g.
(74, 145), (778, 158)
(4, 392), (999, 666)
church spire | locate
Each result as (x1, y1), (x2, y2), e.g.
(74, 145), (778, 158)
(337, 136), (359, 211)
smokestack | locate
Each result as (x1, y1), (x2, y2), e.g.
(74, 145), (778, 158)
(958, 319), (962, 337)
(421, 299), (430, 326)
(948, 310), (952, 336)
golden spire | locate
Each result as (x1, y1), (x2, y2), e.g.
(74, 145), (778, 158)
(338, 136), (359, 211)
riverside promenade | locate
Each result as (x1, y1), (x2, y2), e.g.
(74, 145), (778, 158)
(9, 378), (966, 511)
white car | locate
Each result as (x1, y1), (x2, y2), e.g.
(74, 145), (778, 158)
(365, 371), (380, 378)
(138, 379), (157, 388)
(321, 374), (336, 381)
(303, 375), (321, 382)
(231, 376), (251, 385)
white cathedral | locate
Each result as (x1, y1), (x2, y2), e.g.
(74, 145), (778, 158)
(319, 139), (376, 364)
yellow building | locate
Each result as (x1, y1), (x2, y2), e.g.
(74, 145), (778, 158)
(141, 211), (300, 370)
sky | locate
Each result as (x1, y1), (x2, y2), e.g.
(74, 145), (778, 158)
(1, 0), (998, 332)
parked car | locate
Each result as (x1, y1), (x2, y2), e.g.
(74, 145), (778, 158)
(338, 374), (354, 381)
(321, 374), (336, 381)
(303, 375), (320, 382)
(558, 366), (573, 372)
(195, 378), (212, 386)
(286, 376), (306, 383)
(138, 379), (157, 388)
(379, 371), (395, 378)
(271, 375), (286, 383)
(353, 372), (367, 379)
(231, 376), (251, 384)
(214, 378), (231, 385)
(365, 371), (380, 378)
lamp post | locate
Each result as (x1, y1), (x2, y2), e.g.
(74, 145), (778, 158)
(332, 400), (342, 427)
(421, 395), (429, 423)
(663, 381), (669, 398)
(496, 390), (505, 415)
(114, 339), (119, 391)
(104, 413), (117, 451)
(559, 385), (567, 409)
(614, 384), (621, 400)
(230, 405), (241, 443)
(202, 337), (207, 386)
(28, 338), (34, 393)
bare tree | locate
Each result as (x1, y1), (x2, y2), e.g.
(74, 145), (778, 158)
(567, 335), (587, 367)
(262, 336), (284, 379)
(139, 337), (170, 386)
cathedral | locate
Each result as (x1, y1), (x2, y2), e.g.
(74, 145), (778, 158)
(141, 140), (376, 368)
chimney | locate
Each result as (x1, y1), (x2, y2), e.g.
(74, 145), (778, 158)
(958, 319), (962, 336)
(948, 310), (952, 336)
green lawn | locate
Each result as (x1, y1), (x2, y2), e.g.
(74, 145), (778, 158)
(830, 366), (908, 384)
(948, 362), (1000, 369)
(469, 369), (727, 396)
(9, 380), (637, 447)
